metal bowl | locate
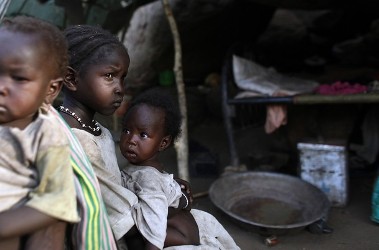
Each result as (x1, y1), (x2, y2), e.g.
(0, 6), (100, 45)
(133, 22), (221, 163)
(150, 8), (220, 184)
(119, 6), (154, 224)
(209, 171), (330, 236)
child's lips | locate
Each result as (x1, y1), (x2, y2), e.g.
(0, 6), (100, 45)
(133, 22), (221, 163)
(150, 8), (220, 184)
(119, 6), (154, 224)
(126, 150), (136, 158)
(113, 99), (123, 108)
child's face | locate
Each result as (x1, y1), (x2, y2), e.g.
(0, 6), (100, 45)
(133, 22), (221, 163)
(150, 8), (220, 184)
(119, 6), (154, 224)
(0, 30), (53, 128)
(120, 104), (171, 166)
(75, 46), (129, 116)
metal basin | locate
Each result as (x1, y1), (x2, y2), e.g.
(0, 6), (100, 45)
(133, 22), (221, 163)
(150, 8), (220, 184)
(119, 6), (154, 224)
(209, 171), (330, 236)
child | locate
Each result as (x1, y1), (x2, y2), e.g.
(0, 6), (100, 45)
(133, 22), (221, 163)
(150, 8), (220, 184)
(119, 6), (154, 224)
(59, 24), (138, 248)
(60, 24), (239, 250)
(119, 87), (200, 249)
(0, 16), (79, 249)
(48, 106), (118, 250)
(5, 18), (118, 249)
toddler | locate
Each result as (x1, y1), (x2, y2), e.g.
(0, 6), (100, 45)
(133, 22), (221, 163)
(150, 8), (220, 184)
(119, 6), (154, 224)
(0, 16), (79, 249)
(119, 88), (200, 249)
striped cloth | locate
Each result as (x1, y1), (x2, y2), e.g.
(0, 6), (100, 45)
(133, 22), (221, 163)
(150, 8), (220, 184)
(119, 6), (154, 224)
(49, 107), (117, 250)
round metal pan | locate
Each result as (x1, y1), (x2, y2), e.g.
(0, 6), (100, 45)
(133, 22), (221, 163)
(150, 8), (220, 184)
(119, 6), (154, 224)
(209, 171), (330, 236)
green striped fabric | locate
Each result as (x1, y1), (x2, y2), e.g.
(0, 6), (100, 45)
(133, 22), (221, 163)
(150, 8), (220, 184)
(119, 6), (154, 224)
(50, 107), (117, 250)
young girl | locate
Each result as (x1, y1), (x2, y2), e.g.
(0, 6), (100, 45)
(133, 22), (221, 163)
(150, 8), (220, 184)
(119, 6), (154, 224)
(48, 106), (118, 250)
(60, 24), (239, 250)
(0, 16), (79, 249)
(119, 88), (200, 249)
(59, 24), (138, 248)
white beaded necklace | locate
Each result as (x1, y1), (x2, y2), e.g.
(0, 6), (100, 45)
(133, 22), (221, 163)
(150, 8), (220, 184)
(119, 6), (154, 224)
(59, 106), (100, 132)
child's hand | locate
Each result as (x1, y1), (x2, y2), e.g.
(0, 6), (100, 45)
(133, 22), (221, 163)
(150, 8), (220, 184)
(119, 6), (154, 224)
(175, 178), (193, 203)
(181, 191), (192, 211)
(175, 177), (190, 191)
(175, 178), (194, 210)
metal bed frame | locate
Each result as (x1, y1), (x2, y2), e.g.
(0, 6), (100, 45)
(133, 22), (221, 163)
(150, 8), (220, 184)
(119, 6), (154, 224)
(221, 48), (379, 172)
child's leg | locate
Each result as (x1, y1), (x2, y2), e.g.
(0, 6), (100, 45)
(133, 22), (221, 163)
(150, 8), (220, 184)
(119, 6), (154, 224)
(0, 237), (19, 250)
(165, 210), (200, 247)
(21, 221), (67, 250)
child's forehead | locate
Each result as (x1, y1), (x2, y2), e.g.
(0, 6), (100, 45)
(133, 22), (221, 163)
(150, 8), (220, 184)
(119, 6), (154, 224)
(129, 104), (166, 121)
(128, 104), (166, 127)
(4, 31), (50, 58)
(91, 44), (129, 62)
(0, 29), (45, 48)
(0, 30), (53, 71)
(1, 30), (31, 48)
(80, 44), (129, 72)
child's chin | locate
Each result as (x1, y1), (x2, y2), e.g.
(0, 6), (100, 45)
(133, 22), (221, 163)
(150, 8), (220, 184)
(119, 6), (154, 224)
(126, 156), (137, 163)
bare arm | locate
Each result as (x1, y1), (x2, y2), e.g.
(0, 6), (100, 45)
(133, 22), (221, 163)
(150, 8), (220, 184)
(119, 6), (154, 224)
(0, 206), (59, 239)
(167, 178), (193, 219)
(174, 178), (193, 210)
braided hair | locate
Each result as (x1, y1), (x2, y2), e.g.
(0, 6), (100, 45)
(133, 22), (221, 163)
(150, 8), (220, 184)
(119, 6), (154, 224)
(125, 88), (182, 145)
(1, 15), (68, 78)
(64, 24), (128, 75)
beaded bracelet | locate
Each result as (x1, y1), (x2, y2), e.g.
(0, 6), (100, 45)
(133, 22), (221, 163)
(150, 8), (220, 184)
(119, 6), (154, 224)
(182, 191), (189, 209)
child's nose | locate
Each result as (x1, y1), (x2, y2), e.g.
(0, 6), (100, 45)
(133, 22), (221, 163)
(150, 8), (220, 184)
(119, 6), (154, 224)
(115, 80), (125, 96)
(0, 81), (8, 96)
(128, 135), (137, 145)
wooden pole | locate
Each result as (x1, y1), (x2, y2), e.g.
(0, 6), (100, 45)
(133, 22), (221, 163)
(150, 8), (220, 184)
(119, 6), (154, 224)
(161, 0), (190, 181)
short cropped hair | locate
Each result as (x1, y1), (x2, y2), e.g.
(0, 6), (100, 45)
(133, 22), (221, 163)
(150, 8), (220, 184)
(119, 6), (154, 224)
(125, 88), (182, 144)
(1, 15), (68, 78)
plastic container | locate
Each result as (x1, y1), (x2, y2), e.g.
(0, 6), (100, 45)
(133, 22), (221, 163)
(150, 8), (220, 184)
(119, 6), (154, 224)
(371, 176), (379, 223)
(297, 141), (349, 207)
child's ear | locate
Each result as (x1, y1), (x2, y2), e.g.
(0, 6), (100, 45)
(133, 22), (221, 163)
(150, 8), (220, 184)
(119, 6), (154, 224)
(44, 78), (63, 104)
(159, 136), (172, 151)
(63, 66), (78, 91)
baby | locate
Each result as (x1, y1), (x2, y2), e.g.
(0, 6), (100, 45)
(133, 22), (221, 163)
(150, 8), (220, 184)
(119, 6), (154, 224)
(120, 88), (199, 249)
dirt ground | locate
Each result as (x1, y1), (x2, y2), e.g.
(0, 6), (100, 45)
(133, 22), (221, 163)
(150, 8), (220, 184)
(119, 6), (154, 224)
(116, 116), (379, 250)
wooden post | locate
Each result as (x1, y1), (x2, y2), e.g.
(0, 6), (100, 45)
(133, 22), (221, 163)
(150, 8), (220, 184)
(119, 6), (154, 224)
(161, 0), (190, 181)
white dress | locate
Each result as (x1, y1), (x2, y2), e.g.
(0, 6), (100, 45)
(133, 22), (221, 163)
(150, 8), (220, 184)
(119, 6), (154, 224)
(122, 165), (182, 249)
(123, 165), (240, 250)
(73, 124), (138, 240)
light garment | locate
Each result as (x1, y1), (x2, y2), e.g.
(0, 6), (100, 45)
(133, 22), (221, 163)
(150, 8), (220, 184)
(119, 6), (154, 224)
(164, 209), (241, 250)
(232, 55), (318, 96)
(232, 55), (319, 134)
(265, 104), (287, 134)
(123, 166), (240, 250)
(72, 122), (239, 250)
(234, 89), (289, 134)
(73, 124), (138, 241)
(50, 107), (117, 250)
(0, 108), (79, 223)
(122, 165), (182, 249)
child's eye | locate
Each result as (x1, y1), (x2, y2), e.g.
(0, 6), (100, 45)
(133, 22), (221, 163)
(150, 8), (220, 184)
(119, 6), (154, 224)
(12, 75), (28, 82)
(122, 128), (130, 134)
(105, 73), (114, 81)
(140, 132), (148, 138)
